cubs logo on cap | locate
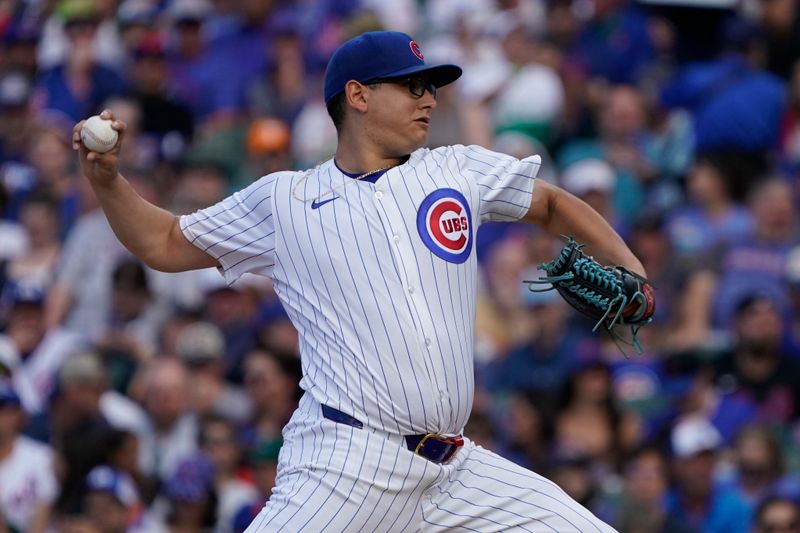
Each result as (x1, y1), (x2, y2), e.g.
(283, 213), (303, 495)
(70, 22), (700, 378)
(409, 41), (424, 60)
(323, 31), (462, 104)
(417, 189), (472, 263)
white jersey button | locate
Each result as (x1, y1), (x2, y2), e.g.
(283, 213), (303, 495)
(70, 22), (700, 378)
(407, 285), (414, 294)
(375, 191), (384, 200)
(393, 234), (400, 243)
(424, 338), (431, 347)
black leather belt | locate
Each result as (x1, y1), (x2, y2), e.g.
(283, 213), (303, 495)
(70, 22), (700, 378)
(321, 405), (463, 464)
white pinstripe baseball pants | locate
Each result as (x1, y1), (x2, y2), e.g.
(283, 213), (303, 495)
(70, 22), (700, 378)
(244, 394), (617, 532)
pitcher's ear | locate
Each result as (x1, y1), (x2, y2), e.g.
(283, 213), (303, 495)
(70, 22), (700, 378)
(345, 80), (370, 114)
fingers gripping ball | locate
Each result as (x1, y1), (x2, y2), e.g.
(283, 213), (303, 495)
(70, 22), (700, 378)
(525, 237), (656, 352)
(80, 115), (118, 153)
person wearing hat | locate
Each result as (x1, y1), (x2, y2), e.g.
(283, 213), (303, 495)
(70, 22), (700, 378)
(234, 118), (295, 189)
(75, 29), (648, 530)
(666, 415), (752, 533)
(0, 282), (85, 415)
(0, 380), (58, 533)
(36, 0), (128, 123)
(81, 465), (142, 533)
(162, 453), (218, 532)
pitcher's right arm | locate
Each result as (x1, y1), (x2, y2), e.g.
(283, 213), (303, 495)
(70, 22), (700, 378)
(73, 109), (219, 273)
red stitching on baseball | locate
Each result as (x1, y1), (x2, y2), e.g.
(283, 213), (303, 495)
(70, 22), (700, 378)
(82, 126), (116, 148)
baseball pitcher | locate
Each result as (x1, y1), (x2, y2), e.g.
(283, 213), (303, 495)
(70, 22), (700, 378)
(74, 31), (654, 532)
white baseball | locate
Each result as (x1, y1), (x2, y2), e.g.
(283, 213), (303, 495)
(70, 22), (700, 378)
(80, 115), (118, 153)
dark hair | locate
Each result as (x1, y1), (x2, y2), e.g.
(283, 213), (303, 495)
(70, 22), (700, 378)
(621, 444), (668, 473)
(326, 92), (346, 131)
(246, 349), (303, 400)
(112, 259), (150, 293)
(20, 188), (59, 213)
(695, 150), (769, 203)
(198, 415), (234, 448)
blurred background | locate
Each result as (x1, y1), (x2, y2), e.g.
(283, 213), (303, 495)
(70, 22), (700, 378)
(0, 0), (799, 531)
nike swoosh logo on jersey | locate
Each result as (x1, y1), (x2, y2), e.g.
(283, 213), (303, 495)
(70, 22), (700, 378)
(311, 197), (339, 210)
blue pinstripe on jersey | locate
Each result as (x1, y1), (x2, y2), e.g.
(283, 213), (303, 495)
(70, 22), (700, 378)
(181, 145), (537, 436)
(179, 146), (616, 532)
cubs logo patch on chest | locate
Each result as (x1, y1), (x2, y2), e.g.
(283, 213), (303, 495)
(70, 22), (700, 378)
(416, 188), (472, 263)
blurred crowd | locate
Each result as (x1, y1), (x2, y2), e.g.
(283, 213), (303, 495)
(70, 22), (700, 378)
(0, 0), (800, 531)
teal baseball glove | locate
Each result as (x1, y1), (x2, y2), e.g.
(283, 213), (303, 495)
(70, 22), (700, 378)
(525, 237), (655, 352)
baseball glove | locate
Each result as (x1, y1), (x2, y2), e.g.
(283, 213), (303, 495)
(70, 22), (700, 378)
(525, 237), (655, 352)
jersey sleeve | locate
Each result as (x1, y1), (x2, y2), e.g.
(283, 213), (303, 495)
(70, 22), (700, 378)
(180, 173), (280, 284)
(454, 144), (540, 224)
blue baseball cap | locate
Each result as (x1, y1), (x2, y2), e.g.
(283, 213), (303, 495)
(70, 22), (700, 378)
(85, 465), (139, 507)
(323, 31), (462, 104)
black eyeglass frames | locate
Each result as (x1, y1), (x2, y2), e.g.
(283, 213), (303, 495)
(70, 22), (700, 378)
(365, 77), (437, 99)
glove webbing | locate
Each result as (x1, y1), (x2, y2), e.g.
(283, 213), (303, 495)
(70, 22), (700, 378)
(527, 240), (647, 353)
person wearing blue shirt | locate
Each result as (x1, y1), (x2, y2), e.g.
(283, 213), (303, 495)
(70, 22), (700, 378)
(666, 416), (753, 533)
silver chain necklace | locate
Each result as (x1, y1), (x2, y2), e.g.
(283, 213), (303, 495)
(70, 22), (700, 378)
(292, 163), (396, 204)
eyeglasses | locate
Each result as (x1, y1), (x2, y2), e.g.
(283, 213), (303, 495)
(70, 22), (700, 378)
(366, 77), (437, 99)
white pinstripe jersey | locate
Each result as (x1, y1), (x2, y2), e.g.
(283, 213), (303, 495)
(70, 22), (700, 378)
(180, 144), (539, 436)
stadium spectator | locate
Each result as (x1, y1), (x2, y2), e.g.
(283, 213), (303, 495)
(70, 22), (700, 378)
(3, 120), (82, 232)
(710, 178), (798, 328)
(240, 350), (301, 447)
(127, 33), (195, 153)
(235, 117), (293, 188)
(97, 258), (162, 361)
(560, 156), (624, 234)
(0, 379), (58, 533)
(607, 445), (690, 533)
(192, 271), (257, 383)
(80, 464), (143, 533)
(165, 0), (221, 124)
(132, 357), (198, 484)
(752, 496), (800, 533)
(0, 191), (61, 293)
(231, 438), (281, 533)
(498, 389), (554, 472)
(569, 0), (655, 84)
(660, 16), (786, 156)
(0, 70), (36, 162)
(44, 173), (159, 341)
(553, 359), (624, 472)
(711, 293), (800, 432)
(666, 415), (752, 533)
(175, 321), (252, 423)
(483, 269), (578, 394)
(198, 416), (257, 533)
(1, 283), (85, 415)
(244, 22), (309, 126)
(35, 0), (128, 123)
(159, 453), (218, 532)
(665, 152), (753, 257)
(38, 0), (125, 71)
(727, 423), (800, 505)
